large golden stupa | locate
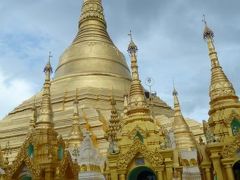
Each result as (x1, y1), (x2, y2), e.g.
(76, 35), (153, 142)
(0, 0), (202, 162)
(1, 0), (240, 180)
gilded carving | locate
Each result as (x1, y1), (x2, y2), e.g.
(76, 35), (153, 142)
(117, 139), (163, 170)
(222, 132), (240, 158)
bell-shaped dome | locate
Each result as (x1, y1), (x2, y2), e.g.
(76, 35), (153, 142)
(52, 0), (131, 94)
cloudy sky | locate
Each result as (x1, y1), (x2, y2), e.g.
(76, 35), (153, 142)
(0, 0), (240, 121)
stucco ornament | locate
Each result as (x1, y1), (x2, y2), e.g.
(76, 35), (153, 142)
(117, 139), (163, 170)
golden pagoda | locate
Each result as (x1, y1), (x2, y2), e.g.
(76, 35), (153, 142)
(198, 18), (240, 180)
(0, 0), (180, 162)
(172, 88), (196, 150)
(68, 90), (83, 149)
(172, 88), (201, 179)
(3, 0), (240, 179)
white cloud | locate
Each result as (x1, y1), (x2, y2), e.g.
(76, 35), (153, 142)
(0, 70), (36, 119)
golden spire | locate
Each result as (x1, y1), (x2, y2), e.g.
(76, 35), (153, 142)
(68, 89), (83, 147)
(106, 95), (121, 154)
(73, 0), (112, 44)
(36, 52), (53, 129)
(172, 88), (196, 150)
(127, 31), (149, 115)
(107, 95), (120, 141)
(173, 87), (183, 117)
(203, 16), (238, 115)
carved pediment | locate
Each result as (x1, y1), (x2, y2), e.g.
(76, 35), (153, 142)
(117, 139), (163, 171)
(7, 152), (41, 178)
(56, 151), (78, 178)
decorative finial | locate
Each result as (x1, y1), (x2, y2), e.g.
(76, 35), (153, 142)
(202, 14), (207, 25)
(202, 15), (214, 40)
(44, 52), (53, 74)
(172, 82), (182, 116)
(172, 79), (178, 96)
(48, 51), (52, 62)
(128, 30), (133, 41)
(128, 30), (138, 53)
(43, 52), (53, 81)
(173, 80), (178, 96)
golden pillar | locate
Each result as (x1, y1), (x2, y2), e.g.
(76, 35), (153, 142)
(105, 173), (110, 180)
(119, 173), (126, 180)
(165, 158), (173, 180)
(201, 162), (212, 180)
(225, 164), (234, 180)
(110, 171), (119, 180)
(222, 158), (235, 180)
(158, 170), (164, 180)
(205, 168), (212, 180)
(211, 153), (223, 180)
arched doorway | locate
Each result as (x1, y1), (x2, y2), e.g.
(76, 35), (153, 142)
(233, 161), (240, 180)
(128, 166), (156, 180)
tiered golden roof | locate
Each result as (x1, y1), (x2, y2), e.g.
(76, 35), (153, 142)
(203, 21), (238, 113)
(203, 19), (240, 138)
(172, 88), (196, 150)
(106, 96), (121, 154)
(107, 96), (120, 142)
(199, 17), (240, 180)
(68, 90), (83, 148)
(54, 0), (131, 91)
(125, 32), (150, 118)
(36, 58), (53, 129)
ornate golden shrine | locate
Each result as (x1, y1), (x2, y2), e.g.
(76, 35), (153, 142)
(2, 61), (78, 180)
(105, 35), (174, 180)
(198, 19), (240, 180)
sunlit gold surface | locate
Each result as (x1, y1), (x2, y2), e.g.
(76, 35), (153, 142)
(199, 19), (240, 180)
(0, 1), (239, 180)
(203, 21), (240, 138)
(0, 0), (177, 163)
(107, 38), (174, 180)
(172, 88), (196, 150)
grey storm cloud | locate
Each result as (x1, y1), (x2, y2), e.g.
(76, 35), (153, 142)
(0, 0), (240, 120)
